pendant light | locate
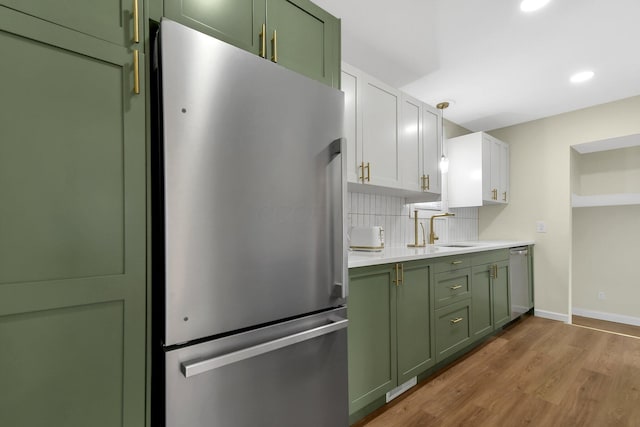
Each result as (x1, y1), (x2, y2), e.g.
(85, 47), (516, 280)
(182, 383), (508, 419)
(436, 101), (450, 173)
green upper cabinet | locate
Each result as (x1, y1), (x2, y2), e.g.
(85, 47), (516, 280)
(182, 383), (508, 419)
(396, 261), (434, 385)
(0, 0), (143, 47)
(163, 0), (340, 88)
(164, 0), (264, 54)
(0, 7), (146, 427)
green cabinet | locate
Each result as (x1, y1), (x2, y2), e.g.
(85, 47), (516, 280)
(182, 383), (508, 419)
(348, 260), (433, 416)
(432, 256), (473, 361)
(164, 0), (340, 88)
(348, 264), (397, 415)
(0, 0), (143, 48)
(396, 261), (435, 384)
(471, 251), (511, 340)
(0, 7), (146, 427)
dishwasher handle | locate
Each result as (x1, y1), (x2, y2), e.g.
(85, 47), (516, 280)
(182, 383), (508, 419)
(180, 318), (348, 378)
(510, 247), (528, 256)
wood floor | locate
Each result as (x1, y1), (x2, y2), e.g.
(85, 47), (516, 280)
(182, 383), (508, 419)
(353, 315), (640, 427)
(572, 315), (640, 339)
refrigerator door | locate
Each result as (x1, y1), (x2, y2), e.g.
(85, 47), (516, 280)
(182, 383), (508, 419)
(164, 307), (348, 427)
(159, 20), (346, 346)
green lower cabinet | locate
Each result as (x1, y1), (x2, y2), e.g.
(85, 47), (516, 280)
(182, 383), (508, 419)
(0, 8), (146, 427)
(435, 299), (472, 362)
(348, 260), (433, 416)
(347, 264), (397, 414)
(163, 0), (340, 88)
(471, 264), (493, 340)
(396, 261), (435, 384)
(493, 260), (511, 329)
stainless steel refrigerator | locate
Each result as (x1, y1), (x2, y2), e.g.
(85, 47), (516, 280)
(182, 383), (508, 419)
(151, 19), (348, 427)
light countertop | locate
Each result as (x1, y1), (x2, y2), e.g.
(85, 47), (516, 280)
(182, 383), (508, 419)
(348, 240), (534, 268)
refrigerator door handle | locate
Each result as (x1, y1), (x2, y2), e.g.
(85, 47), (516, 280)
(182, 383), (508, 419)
(330, 137), (348, 299)
(180, 318), (349, 378)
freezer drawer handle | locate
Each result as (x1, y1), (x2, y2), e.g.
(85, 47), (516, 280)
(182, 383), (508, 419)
(180, 318), (349, 378)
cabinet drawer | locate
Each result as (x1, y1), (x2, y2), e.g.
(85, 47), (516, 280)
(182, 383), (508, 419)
(434, 269), (471, 309)
(472, 249), (508, 266)
(435, 300), (471, 362)
(431, 255), (471, 273)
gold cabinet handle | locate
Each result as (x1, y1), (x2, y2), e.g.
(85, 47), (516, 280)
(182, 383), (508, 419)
(400, 263), (404, 285)
(490, 264), (498, 279)
(132, 0), (139, 43)
(133, 49), (140, 94)
(393, 263), (400, 287)
(421, 174), (430, 191)
(450, 317), (464, 324)
(451, 260), (463, 265)
(259, 24), (266, 58)
(365, 162), (371, 182)
(503, 191), (507, 202)
(449, 285), (462, 290)
(359, 162), (365, 182)
(271, 30), (278, 63)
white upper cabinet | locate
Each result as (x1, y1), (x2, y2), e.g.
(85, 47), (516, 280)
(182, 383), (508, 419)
(448, 132), (509, 207)
(422, 104), (442, 195)
(399, 93), (422, 192)
(342, 62), (441, 199)
(342, 62), (400, 188)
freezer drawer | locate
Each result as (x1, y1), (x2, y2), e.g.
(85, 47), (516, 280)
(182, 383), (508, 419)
(164, 307), (348, 427)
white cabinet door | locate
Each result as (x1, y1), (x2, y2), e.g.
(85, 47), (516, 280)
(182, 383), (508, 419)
(449, 132), (509, 207)
(499, 142), (509, 203)
(341, 65), (362, 184)
(399, 93), (422, 191)
(362, 78), (400, 188)
(422, 105), (441, 194)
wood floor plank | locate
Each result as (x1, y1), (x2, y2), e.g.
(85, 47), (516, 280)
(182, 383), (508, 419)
(573, 315), (640, 338)
(354, 315), (640, 427)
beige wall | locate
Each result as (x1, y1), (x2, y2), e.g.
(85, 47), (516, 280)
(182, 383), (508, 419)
(575, 146), (640, 195)
(478, 95), (640, 319)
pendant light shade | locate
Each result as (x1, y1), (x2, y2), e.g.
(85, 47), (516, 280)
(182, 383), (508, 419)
(436, 101), (450, 173)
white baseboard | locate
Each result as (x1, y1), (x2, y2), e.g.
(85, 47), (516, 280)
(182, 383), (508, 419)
(571, 308), (640, 327)
(534, 309), (570, 323)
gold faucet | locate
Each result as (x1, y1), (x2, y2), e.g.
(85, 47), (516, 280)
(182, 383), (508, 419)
(429, 213), (455, 244)
(407, 210), (426, 247)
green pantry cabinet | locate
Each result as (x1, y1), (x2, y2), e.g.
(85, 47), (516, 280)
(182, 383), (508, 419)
(0, 4), (146, 427)
(162, 0), (341, 88)
(348, 249), (512, 422)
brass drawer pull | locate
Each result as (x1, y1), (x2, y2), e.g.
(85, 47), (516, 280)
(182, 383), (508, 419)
(133, 49), (140, 94)
(133, 0), (139, 43)
(451, 260), (463, 265)
(259, 24), (266, 58)
(449, 285), (462, 290)
(450, 317), (463, 324)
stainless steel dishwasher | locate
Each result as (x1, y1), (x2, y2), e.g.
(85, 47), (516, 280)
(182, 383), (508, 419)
(509, 246), (533, 320)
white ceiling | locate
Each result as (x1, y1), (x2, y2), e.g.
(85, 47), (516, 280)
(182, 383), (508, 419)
(312, 0), (640, 131)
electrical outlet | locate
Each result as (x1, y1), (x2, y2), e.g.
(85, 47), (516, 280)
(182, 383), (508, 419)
(598, 291), (606, 300)
(535, 221), (547, 233)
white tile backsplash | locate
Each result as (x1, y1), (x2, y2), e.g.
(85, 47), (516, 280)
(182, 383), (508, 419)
(348, 192), (479, 247)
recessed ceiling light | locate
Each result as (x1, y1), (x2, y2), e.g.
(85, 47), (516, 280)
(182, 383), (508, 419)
(520, 0), (551, 12)
(570, 70), (595, 84)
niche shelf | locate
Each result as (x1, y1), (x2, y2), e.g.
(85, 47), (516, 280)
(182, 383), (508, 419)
(572, 193), (640, 208)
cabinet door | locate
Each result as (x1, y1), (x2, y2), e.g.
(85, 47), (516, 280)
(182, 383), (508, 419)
(362, 79), (400, 188)
(493, 261), (511, 328)
(422, 105), (441, 194)
(499, 142), (510, 203)
(399, 94), (422, 192)
(0, 0), (142, 47)
(342, 64), (362, 183)
(267, 0), (339, 87)
(435, 299), (471, 362)
(0, 9), (146, 427)
(396, 261), (434, 384)
(164, 0), (265, 55)
(471, 264), (493, 340)
(347, 266), (397, 414)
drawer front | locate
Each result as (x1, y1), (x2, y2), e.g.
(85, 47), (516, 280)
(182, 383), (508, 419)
(434, 269), (471, 309)
(432, 255), (471, 273)
(472, 249), (509, 266)
(435, 300), (471, 362)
